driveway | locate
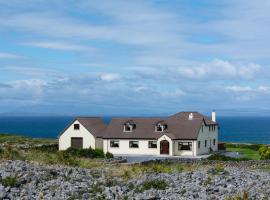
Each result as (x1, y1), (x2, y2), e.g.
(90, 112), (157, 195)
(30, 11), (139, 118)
(115, 154), (210, 163)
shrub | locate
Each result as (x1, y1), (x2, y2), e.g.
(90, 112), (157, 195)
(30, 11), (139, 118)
(57, 151), (79, 166)
(105, 152), (114, 159)
(258, 145), (270, 159)
(32, 144), (58, 153)
(65, 147), (105, 159)
(0, 177), (17, 187)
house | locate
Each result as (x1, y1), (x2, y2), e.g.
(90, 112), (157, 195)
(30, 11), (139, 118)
(58, 117), (107, 150)
(58, 111), (219, 156)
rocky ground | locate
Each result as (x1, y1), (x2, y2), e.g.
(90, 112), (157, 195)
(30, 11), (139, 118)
(0, 160), (270, 200)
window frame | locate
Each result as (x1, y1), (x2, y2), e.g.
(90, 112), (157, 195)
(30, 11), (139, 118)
(129, 141), (139, 148)
(124, 124), (133, 132)
(110, 140), (120, 148)
(178, 142), (192, 151)
(148, 141), (157, 148)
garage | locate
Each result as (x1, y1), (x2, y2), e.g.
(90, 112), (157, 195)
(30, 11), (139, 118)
(71, 137), (83, 149)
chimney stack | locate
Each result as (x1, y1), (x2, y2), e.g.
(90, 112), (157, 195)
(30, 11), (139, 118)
(211, 111), (216, 122)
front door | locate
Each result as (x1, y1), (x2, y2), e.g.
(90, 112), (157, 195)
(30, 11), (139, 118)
(160, 140), (169, 154)
(71, 137), (83, 149)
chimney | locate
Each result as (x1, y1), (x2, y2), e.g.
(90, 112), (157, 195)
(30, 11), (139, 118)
(188, 113), (193, 120)
(211, 111), (216, 122)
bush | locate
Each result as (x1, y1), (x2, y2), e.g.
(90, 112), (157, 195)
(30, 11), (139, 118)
(65, 147), (105, 159)
(32, 144), (58, 153)
(105, 152), (114, 159)
(258, 145), (270, 159)
(57, 151), (79, 166)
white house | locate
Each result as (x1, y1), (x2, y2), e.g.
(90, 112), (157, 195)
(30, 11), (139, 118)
(59, 111), (219, 156)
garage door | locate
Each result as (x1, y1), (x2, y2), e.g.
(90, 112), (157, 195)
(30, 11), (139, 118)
(71, 137), (83, 149)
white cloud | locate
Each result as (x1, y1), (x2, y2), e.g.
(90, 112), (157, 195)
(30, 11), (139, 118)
(2, 66), (60, 77)
(226, 86), (253, 92)
(176, 59), (261, 80)
(134, 59), (261, 81)
(24, 41), (95, 52)
(100, 73), (121, 82)
(226, 85), (270, 94)
(0, 52), (22, 59)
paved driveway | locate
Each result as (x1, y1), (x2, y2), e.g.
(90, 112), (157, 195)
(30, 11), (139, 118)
(115, 154), (210, 163)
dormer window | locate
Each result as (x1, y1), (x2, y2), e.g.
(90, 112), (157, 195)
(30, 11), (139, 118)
(155, 122), (167, 132)
(124, 121), (136, 132)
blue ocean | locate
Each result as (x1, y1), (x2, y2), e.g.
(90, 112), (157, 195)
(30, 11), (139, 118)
(0, 116), (269, 144)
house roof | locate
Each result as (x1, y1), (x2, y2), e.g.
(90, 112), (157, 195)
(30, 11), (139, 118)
(59, 117), (107, 138)
(102, 112), (218, 140)
(77, 117), (107, 138)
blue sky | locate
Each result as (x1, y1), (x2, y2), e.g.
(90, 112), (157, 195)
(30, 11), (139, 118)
(0, 0), (270, 116)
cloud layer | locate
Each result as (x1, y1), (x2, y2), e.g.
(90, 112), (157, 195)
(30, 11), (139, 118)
(0, 0), (270, 115)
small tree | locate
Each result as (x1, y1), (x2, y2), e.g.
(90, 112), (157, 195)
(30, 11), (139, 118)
(258, 145), (270, 160)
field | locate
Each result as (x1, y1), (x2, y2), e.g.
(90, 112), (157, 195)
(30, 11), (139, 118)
(226, 147), (260, 160)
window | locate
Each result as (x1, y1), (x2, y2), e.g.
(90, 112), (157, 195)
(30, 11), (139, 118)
(129, 141), (139, 148)
(213, 139), (216, 146)
(110, 140), (119, 148)
(178, 142), (192, 151)
(124, 122), (136, 132)
(198, 141), (201, 149)
(124, 124), (132, 132)
(74, 124), (80, 130)
(148, 141), (157, 148)
(205, 140), (207, 147)
(155, 123), (165, 132)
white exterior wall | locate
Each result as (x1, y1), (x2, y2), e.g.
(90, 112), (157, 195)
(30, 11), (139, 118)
(196, 123), (218, 155)
(95, 138), (103, 150)
(103, 139), (160, 155)
(103, 135), (174, 156)
(173, 140), (196, 156)
(59, 120), (96, 150)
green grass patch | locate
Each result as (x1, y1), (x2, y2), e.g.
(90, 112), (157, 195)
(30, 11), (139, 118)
(227, 147), (260, 160)
(0, 134), (56, 146)
(135, 179), (167, 193)
(0, 177), (18, 187)
(225, 143), (262, 151)
(207, 154), (250, 161)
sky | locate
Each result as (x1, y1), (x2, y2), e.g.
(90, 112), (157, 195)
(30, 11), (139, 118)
(0, 0), (270, 116)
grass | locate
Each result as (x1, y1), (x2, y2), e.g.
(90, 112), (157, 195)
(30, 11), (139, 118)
(0, 177), (18, 187)
(226, 147), (260, 160)
(135, 179), (168, 193)
(0, 134), (56, 146)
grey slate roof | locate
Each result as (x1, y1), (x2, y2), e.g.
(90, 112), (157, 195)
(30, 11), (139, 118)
(76, 117), (107, 138)
(102, 112), (218, 140)
(59, 117), (107, 138)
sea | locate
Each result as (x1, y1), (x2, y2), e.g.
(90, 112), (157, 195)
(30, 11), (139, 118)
(0, 116), (269, 144)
